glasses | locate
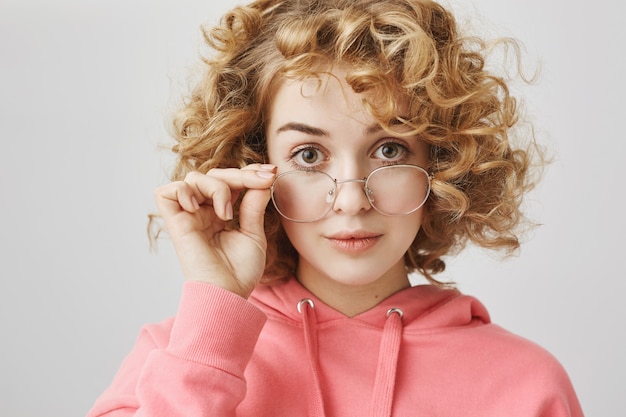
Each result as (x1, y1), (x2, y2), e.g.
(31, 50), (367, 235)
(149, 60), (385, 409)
(270, 164), (432, 223)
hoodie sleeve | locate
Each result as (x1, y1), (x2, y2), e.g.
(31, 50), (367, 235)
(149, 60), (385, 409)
(86, 281), (267, 417)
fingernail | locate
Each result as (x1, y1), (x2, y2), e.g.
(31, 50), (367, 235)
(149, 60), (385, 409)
(225, 201), (233, 220)
(191, 196), (200, 211)
(260, 164), (276, 171)
(256, 170), (276, 178)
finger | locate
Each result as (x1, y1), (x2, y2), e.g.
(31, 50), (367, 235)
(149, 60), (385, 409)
(241, 163), (277, 173)
(184, 171), (233, 220)
(155, 181), (201, 215)
(206, 165), (276, 191)
(228, 165), (275, 208)
(238, 188), (272, 241)
(203, 167), (276, 221)
(157, 166), (277, 221)
(155, 172), (233, 220)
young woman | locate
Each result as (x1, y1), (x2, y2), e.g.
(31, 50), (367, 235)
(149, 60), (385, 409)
(87, 0), (584, 415)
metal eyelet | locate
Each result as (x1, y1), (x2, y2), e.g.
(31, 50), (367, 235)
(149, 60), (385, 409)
(386, 307), (404, 318)
(297, 298), (315, 314)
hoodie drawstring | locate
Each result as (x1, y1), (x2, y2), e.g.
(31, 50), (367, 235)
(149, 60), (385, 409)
(370, 308), (404, 417)
(298, 299), (404, 417)
(298, 298), (326, 417)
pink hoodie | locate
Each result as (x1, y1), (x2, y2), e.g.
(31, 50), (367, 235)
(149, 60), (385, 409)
(87, 279), (584, 416)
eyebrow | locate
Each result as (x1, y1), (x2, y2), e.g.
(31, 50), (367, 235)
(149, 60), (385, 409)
(275, 122), (329, 137)
(275, 119), (407, 137)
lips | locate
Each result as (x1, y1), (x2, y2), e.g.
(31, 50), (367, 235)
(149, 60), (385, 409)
(325, 231), (382, 253)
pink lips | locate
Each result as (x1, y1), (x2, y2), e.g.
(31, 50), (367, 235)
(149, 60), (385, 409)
(326, 231), (382, 253)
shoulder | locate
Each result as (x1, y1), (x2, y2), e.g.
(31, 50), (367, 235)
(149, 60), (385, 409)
(470, 325), (583, 414)
(468, 323), (574, 388)
(398, 288), (575, 389)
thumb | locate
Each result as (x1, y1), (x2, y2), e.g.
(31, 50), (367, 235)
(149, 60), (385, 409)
(238, 188), (271, 241)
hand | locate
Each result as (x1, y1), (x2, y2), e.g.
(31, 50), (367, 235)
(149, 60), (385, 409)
(154, 164), (277, 298)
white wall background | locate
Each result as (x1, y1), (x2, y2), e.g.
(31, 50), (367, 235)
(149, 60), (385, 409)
(0, 0), (623, 416)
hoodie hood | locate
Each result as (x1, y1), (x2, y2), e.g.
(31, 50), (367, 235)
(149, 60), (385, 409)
(249, 278), (491, 417)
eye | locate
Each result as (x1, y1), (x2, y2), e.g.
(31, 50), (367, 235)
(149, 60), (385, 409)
(373, 142), (408, 162)
(291, 146), (325, 167)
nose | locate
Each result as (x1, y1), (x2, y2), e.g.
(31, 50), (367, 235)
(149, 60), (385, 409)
(331, 178), (372, 216)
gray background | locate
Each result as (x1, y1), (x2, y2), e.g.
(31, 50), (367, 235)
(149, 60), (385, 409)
(1, 0), (623, 416)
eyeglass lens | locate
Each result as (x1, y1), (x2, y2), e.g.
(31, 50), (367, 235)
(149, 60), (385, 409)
(271, 165), (430, 223)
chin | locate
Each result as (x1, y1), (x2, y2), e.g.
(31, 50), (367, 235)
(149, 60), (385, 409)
(322, 265), (394, 287)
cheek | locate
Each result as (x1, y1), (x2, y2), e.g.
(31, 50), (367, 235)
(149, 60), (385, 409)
(281, 219), (310, 243)
(390, 211), (425, 245)
(279, 221), (316, 261)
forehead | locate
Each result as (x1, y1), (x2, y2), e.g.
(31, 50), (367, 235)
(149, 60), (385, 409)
(266, 69), (410, 131)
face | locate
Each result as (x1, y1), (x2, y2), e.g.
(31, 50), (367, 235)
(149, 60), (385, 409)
(265, 69), (429, 296)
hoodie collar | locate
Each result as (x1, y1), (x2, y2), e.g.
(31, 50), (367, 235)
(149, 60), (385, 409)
(250, 277), (490, 330)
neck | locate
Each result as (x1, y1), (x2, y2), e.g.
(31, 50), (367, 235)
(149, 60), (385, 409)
(296, 261), (411, 317)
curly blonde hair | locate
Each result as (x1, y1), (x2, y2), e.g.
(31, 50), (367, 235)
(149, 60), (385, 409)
(166, 0), (542, 285)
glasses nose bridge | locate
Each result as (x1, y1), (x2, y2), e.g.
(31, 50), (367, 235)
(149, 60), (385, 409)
(330, 177), (373, 212)
(334, 177), (367, 186)
(333, 177), (370, 199)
